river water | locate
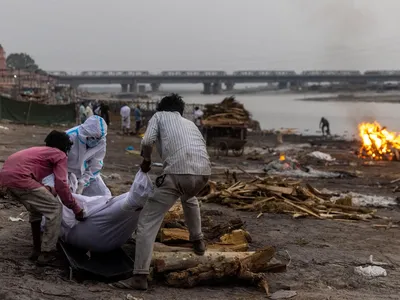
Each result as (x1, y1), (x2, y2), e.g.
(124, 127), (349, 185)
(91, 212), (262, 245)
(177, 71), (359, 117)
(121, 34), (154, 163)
(180, 93), (400, 137)
(85, 86), (400, 136)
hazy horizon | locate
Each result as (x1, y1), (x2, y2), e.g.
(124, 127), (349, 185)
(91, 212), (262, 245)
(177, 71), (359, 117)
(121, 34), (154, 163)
(1, 0), (400, 72)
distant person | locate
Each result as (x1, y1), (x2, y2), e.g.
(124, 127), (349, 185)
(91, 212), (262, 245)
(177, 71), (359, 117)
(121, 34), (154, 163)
(79, 102), (86, 124)
(0, 131), (84, 265)
(134, 104), (142, 134)
(193, 106), (204, 131)
(85, 102), (94, 118)
(93, 100), (101, 116)
(100, 102), (110, 126)
(120, 103), (131, 135)
(66, 116), (111, 197)
(319, 117), (330, 136)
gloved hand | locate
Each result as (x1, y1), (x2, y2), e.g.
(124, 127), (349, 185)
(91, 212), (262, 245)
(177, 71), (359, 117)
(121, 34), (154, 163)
(74, 209), (86, 222)
(140, 159), (151, 173)
(76, 183), (85, 195)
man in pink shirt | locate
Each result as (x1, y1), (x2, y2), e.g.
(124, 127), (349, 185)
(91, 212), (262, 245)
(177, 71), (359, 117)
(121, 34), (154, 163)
(0, 130), (85, 265)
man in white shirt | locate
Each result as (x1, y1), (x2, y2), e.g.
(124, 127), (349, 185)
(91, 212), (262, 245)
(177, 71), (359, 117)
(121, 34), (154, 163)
(113, 94), (211, 291)
(120, 104), (131, 135)
(85, 103), (94, 118)
(193, 106), (204, 129)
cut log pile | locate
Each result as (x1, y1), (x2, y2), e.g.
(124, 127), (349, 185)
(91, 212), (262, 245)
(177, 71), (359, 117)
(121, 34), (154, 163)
(198, 177), (379, 221)
(149, 203), (287, 296)
(202, 96), (251, 126)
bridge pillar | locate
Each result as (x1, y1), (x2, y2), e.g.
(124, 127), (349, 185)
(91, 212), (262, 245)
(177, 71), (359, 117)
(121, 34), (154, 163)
(121, 84), (128, 93)
(129, 82), (137, 93)
(70, 83), (79, 89)
(151, 83), (160, 93)
(212, 82), (222, 94)
(278, 81), (288, 89)
(225, 82), (235, 92)
(203, 83), (212, 95)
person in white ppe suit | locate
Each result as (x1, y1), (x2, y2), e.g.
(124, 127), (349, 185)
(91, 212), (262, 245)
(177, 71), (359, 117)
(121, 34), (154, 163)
(66, 115), (111, 196)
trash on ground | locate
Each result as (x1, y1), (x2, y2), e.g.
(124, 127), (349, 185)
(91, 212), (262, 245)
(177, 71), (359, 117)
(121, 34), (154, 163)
(354, 265), (387, 278)
(269, 290), (297, 299)
(126, 149), (141, 155)
(108, 173), (122, 180)
(9, 216), (24, 222)
(264, 157), (355, 178)
(331, 193), (397, 207)
(125, 146), (134, 151)
(0, 126), (9, 130)
(308, 151), (336, 161)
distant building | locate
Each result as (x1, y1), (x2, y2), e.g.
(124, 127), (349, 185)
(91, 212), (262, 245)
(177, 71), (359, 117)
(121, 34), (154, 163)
(0, 44), (6, 70)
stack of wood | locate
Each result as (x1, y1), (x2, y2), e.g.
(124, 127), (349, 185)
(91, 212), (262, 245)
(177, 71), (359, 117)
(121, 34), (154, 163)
(198, 177), (378, 221)
(202, 96), (251, 126)
(148, 203), (287, 296)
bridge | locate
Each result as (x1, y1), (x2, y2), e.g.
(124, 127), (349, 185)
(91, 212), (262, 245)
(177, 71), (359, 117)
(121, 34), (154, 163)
(48, 70), (400, 94)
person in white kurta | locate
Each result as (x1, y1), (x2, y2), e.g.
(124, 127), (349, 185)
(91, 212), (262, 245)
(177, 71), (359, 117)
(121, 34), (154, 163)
(66, 116), (111, 197)
(120, 105), (131, 135)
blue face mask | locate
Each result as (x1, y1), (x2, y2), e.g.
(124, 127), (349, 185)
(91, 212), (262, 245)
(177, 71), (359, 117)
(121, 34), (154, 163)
(87, 137), (101, 148)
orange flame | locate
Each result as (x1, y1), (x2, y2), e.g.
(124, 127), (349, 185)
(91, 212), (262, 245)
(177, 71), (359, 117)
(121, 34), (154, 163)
(359, 121), (400, 160)
(279, 154), (285, 161)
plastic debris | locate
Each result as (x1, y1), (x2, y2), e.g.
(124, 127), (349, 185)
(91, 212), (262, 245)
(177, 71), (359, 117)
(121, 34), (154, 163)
(0, 126), (9, 130)
(109, 173), (122, 180)
(308, 151), (336, 161)
(270, 290), (297, 299)
(126, 294), (143, 300)
(125, 146), (134, 151)
(152, 162), (163, 167)
(9, 216), (24, 222)
(332, 193), (397, 207)
(354, 265), (387, 278)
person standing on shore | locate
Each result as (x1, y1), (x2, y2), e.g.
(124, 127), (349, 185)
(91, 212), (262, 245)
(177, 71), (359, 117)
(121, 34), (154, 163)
(133, 105), (142, 134)
(120, 103), (131, 135)
(100, 102), (110, 126)
(112, 93), (211, 290)
(319, 117), (330, 136)
(79, 102), (86, 124)
(85, 102), (94, 118)
(193, 106), (204, 132)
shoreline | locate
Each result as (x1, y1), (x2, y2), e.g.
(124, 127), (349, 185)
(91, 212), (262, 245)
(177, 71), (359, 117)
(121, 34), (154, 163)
(299, 94), (400, 103)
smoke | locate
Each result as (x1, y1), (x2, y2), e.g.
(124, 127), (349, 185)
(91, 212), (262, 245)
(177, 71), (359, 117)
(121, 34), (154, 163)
(292, 0), (376, 69)
(346, 104), (376, 129)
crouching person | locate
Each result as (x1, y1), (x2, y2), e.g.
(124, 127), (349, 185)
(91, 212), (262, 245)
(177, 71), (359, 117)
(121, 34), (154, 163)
(0, 130), (85, 265)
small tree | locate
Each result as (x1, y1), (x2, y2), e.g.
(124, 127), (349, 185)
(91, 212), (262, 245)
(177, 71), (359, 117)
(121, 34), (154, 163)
(6, 52), (40, 71)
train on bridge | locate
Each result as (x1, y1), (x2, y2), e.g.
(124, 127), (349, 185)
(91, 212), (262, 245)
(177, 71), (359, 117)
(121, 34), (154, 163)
(46, 70), (400, 77)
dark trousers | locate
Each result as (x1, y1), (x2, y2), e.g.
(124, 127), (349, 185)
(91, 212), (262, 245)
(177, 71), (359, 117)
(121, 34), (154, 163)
(135, 120), (141, 132)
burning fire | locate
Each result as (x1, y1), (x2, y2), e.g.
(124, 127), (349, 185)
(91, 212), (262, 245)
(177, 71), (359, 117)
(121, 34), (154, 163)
(279, 153), (286, 161)
(358, 121), (400, 160)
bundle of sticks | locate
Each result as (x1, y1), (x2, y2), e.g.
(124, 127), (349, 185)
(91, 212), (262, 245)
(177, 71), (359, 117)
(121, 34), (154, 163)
(202, 96), (251, 126)
(198, 177), (378, 221)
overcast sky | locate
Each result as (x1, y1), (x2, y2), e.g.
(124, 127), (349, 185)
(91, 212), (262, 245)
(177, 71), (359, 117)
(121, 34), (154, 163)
(1, 0), (399, 72)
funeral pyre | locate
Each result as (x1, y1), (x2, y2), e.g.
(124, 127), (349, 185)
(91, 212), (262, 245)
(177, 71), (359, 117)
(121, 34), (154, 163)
(359, 121), (400, 160)
(198, 176), (378, 221)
